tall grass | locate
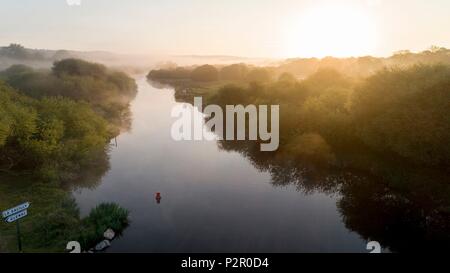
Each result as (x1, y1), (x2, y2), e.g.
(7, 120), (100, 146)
(77, 203), (129, 250)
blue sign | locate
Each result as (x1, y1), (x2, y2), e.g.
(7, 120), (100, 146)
(2, 202), (30, 251)
(2, 202), (30, 219)
(5, 210), (28, 223)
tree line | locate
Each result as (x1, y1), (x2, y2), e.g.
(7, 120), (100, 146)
(206, 65), (450, 167)
(148, 63), (273, 83)
(148, 46), (450, 83)
(0, 59), (137, 181)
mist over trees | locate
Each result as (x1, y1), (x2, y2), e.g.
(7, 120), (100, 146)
(0, 59), (137, 133)
(148, 63), (274, 83)
(219, 64), (249, 81)
(352, 65), (450, 166)
(148, 46), (450, 84)
(0, 59), (137, 180)
(0, 44), (45, 60)
(193, 64), (450, 251)
(0, 43), (159, 72)
(211, 66), (450, 252)
(205, 65), (450, 167)
(148, 46), (450, 169)
(1, 43), (449, 252)
(277, 46), (450, 78)
(190, 65), (219, 82)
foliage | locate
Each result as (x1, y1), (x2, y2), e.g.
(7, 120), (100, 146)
(0, 82), (111, 180)
(0, 59), (134, 252)
(204, 64), (450, 167)
(147, 63), (275, 84)
(77, 203), (129, 249)
(190, 64), (219, 82)
(245, 67), (272, 83)
(175, 64), (450, 251)
(0, 177), (129, 252)
(0, 44), (44, 60)
(0, 59), (137, 131)
(276, 46), (450, 78)
(148, 67), (191, 80)
(220, 63), (249, 81)
(351, 65), (450, 166)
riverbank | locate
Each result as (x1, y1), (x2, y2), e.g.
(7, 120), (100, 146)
(0, 59), (136, 252)
(146, 66), (450, 252)
(72, 77), (369, 252)
(147, 77), (238, 104)
(0, 174), (129, 252)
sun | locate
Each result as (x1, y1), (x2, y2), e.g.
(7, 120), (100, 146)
(284, 4), (378, 58)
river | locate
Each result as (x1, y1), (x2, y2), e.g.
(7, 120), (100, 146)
(73, 76), (368, 253)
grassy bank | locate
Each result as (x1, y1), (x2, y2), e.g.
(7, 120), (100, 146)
(0, 59), (135, 252)
(0, 175), (129, 252)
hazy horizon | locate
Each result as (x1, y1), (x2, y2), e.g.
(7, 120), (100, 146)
(1, 0), (450, 59)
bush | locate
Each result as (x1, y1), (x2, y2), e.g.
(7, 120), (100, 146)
(0, 60), (137, 134)
(220, 64), (248, 81)
(245, 68), (272, 83)
(351, 65), (450, 165)
(52, 58), (107, 79)
(190, 65), (219, 82)
(147, 67), (191, 80)
(28, 192), (129, 252)
(77, 203), (129, 250)
(0, 81), (111, 180)
(206, 64), (450, 167)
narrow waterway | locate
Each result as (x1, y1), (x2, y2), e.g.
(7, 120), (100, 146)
(73, 76), (366, 253)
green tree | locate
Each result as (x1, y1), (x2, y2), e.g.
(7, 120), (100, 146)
(246, 68), (272, 83)
(190, 65), (219, 82)
(220, 64), (248, 81)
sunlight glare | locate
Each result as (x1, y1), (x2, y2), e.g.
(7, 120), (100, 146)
(285, 5), (378, 58)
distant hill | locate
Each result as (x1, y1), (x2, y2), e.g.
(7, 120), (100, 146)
(2, 44), (449, 78)
(0, 44), (272, 73)
(0, 44), (56, 69)
(0, 43), (159, 72)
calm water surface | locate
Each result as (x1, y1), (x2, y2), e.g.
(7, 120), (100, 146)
(73, 77), (367, 253)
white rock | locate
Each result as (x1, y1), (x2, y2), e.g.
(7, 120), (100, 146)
(94, 240), (111, 251)
(104, 228), (115, 240)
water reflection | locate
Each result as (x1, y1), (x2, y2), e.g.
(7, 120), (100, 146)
(72, 78), (448, 253)
(62, 149), (111, 191)
(214, 130), (450, 253)
(339, 175), (450, 253)
(62, 111), (134, 192)
(172, 84), (450, 253)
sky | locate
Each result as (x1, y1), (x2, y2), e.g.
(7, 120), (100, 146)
(1, 0), (449, 58)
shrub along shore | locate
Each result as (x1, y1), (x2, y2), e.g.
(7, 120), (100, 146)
(148, 61), (450, 168)
(0, 59), (136, 252)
